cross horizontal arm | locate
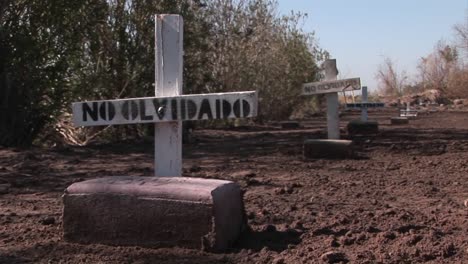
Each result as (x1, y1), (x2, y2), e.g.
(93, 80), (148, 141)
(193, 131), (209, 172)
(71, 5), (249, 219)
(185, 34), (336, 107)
(72, 91), (257, 127)
(302, 77), (361, 95)
(346, 102), (385, 109)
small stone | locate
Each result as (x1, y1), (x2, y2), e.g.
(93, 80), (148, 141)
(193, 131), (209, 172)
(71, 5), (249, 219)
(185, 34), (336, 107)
(382, 231), (396, 240)
(246, 178), (261, 186)
(320, 251), (348, 263)
(339, 236), (355, 246)
(231, 170), (256, 178)
(0, 184), (11, 194)
(247, 212), (255, 219)
(259, 246), (269, 254)
(189, 165), (202, 173)
(275, 188), (285, 195)
(293, 221), (304, 229)
(327, 237), (340, 247)
(464, 199), (468, 207)
(443, 243), (456, 258)
(356, 233), (367, 242)
(272, 257), (285, 264)
(40, 217), (55, 225)
(263, 224), (277, 232)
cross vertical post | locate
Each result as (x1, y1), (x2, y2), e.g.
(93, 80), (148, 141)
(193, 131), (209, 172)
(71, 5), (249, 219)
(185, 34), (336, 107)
(323, 59), (340, 139)
(154, 15), (183, 177)
(361, 86), (368, 122)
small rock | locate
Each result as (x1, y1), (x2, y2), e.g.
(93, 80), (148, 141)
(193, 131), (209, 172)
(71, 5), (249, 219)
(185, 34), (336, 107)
(406, 234), (423, 246)
(356, 233), (367, 242)
(247, 212), (255, 219)
(231, 170), (256, 178)
(40, 217), (55, 225)
(274, 188), (285, 195)
(263, 224), (277, 232)
(464, 199), (468, 207)
(272, 257), (285, 264)
(246, 178), (261, 186)
(442, 243), (456, 258)
(291, 183), (303, 188)
(320, 251), (348, 263)
(293, 220), (304, 229)
(189, 165), (202, 173)
(339, 236), (355, 246)
(382, 231), (396, 240)
(327, 237), (340, 247)
(0, 184), (11, 194)
(259, 246), (269, 254)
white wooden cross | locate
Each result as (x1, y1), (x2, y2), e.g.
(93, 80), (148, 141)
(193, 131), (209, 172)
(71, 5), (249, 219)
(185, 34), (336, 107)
(345, 86), (385, 121)
(302, 59), (361, 139)
(71, 15), (257, 177)
(400, 102), (418, 118)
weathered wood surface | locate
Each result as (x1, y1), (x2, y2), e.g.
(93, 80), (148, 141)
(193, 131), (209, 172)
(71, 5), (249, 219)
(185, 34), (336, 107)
(72, 91), (257, 127)
(346, 102), (385, 108)
(302, 77), (361, 95)
(154, 14), (183, 177)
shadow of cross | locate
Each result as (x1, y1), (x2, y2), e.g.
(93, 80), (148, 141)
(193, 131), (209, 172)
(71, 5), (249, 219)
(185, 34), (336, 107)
(302, 59), (361, 139)
(71, 15), (258, 177)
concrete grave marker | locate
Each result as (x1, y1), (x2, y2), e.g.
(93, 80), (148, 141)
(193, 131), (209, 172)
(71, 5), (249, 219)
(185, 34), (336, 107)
(302, 59), (361, 139)
(346, 86), (384, 135)
(63, 14), (257, 251)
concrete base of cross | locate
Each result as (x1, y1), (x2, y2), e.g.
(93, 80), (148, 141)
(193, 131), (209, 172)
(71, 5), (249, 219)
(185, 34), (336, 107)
(390, 117), (409, 125)
(303, 139), (354, 159)
(62, 176), (247, 252)
(280, 121), (301, 129)
(347, 120), (379, 135)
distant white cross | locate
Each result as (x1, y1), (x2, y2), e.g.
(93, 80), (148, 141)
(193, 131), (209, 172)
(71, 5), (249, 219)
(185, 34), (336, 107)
(400, 102), (418, 118)
(302, 59), (361, 139)
(345, 86), (385, 121)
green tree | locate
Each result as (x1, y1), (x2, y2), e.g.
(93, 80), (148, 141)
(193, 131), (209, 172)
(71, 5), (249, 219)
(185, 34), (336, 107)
(0, 0), (107, 146)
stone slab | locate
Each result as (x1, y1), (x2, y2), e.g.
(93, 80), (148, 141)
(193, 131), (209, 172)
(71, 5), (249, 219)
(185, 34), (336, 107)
(303, 139), (354, 159)
(347, 120), (379, 135)
(62, 176), (246, 252)
(390, 117), (409, 125)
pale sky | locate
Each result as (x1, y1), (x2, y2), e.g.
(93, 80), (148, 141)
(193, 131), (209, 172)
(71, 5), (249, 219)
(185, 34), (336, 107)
(277, 0), (468, 92)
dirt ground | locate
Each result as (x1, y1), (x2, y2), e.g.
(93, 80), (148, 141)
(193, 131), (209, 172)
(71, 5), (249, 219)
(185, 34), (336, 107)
(0, 109), (467, 264)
